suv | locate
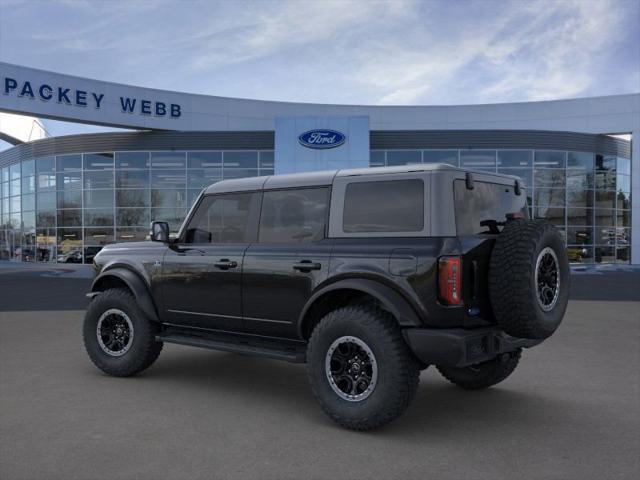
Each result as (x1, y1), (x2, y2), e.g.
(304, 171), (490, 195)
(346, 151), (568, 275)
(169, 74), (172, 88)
(83, 164), (569, 430)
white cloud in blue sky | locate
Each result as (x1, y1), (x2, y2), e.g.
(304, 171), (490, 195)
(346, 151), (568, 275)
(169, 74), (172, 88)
(0, 0), (638, 138)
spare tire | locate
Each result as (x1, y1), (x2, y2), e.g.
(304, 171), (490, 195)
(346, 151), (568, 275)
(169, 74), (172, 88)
(489, 219), (569, 339)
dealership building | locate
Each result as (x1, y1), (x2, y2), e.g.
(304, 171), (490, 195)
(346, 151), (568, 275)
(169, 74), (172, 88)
(0, 62), (638, 264)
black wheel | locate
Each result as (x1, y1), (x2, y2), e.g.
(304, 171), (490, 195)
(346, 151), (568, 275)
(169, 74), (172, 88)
(437, 350), (521, 390)
(83, 288), (163, 377)
(307, 304), (420, 431)
(489, 219), (570, 339)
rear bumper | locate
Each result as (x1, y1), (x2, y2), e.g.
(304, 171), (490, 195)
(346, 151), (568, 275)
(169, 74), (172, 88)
(403, 327), (542, 368)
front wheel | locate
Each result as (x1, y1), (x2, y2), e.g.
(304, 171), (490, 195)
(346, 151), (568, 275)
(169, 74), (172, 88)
(307, 304), (420, 431)
(83, 288), (163, 377)
(436, 349), (521, 390)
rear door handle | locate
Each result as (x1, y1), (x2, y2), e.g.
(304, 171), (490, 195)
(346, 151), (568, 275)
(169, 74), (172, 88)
(213, 259), (238, 270)
(292, 261), (321, 272)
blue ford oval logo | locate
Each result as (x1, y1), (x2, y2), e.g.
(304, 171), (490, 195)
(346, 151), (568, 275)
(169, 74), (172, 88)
(298, 129), (346, 149)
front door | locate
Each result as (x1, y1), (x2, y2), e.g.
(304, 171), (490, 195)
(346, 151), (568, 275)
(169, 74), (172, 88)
(160, 191), (260, 331)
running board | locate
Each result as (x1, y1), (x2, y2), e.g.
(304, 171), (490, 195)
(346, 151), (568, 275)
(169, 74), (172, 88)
(156, 326), (307, 363)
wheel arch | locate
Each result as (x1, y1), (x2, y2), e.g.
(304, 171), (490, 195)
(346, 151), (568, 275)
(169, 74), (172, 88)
(91, 267), (160, 323)
(298, 279), (422, 339)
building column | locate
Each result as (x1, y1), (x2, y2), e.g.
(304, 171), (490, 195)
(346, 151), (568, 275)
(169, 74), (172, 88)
(632, 129), (639, 265)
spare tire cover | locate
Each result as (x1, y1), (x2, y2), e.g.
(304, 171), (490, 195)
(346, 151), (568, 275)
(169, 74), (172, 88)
(489, 220), (570, 339)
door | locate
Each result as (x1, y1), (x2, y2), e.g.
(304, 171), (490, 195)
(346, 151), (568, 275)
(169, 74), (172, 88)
(160, 191), (260, 331)
(242, 187), (332, 338)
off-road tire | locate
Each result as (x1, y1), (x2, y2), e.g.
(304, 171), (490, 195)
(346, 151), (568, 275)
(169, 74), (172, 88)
(437, 349), (521, 390)
(83, 288), (163, 377)
(307, 304), (420, 431)
(489, 219), (569, 339)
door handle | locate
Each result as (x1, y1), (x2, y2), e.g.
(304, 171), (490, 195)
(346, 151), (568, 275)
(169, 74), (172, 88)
(292, 261), (321, 272)
(213, 259), (238, 270)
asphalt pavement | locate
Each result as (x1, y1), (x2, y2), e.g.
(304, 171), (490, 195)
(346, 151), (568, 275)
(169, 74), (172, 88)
(0, 266), (639, 480)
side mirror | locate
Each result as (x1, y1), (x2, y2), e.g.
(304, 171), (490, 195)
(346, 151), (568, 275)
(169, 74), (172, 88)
(150, 221), (170, 243)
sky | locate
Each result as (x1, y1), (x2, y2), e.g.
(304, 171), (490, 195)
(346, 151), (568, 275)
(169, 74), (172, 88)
(0, 0), (639, 142)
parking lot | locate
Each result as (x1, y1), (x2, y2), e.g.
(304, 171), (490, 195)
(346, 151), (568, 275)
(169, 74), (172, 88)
(1, 265), (639, 480)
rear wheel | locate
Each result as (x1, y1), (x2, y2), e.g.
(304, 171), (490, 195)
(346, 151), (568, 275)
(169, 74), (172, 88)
(307, 304), (420, 431)
(83, 288), (163, 377)
(437, 350), (521, 390)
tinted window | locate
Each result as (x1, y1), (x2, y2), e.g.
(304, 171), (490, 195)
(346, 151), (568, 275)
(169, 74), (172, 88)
(343, 180), (424, 233)
(454, 180), (528, 235)
(184, 193), (258, 244)
(259, 188), (328, 243)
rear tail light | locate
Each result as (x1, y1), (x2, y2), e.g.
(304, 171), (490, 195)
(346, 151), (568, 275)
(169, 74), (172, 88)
(438, 256), (462, 306)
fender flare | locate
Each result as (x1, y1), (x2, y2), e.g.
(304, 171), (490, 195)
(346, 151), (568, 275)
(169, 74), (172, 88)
(298, 278), (422, 337)
(91, 267), (160, 322)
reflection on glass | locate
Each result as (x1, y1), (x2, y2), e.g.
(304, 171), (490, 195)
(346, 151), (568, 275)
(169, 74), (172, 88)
(187, 151), (222, 169)
(498, 150), (532, 168)
(460, 150), (496, 169)
(57, 155), (82, 171)
(386, 151), (421, 166)
(150, 152), (186, 168)
(116, 170), (149, 188)
(594, 209), (615, 226)
(370, 151), (385, 167)
(224, 151), (258, 168)
(534, 151), (566, 168)
(117, 208), (150, 227)
(116, 152), (149, 169)
(534, 169), (565, 188)
(83, 153), (114, 170)
(567, 152), (594, 169)
(423, 150), (458, 165)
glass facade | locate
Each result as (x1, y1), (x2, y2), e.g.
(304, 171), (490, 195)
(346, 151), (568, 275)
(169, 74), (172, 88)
(371, 149), (632, 264)
(0, 150), (274, 263)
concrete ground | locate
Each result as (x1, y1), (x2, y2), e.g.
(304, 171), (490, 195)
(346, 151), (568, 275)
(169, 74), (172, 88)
(0, 267), (638, 480)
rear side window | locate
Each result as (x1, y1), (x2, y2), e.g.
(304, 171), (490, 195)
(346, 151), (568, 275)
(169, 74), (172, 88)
(184, 193), (259, 243)
(343, 179), (424, 233)
(454, 180), (528, 235)
(259, 188), (329, 243)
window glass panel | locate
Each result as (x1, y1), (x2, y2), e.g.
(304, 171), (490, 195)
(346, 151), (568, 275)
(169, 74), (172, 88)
(57, 230), (83, 263)
(84, 228), (114, 245)
(84, 209), (114, 227)
(21, 175), (36, 194)
(596, 155), (616, 172)
(187, 169), (222, 189)
(151, 189), (187, 208)
(567, 208), (593, 226)
(259, 151), (274, 168)
(223, 151), (258, 168)
(151, 208), (187, 233)
(1, 167), (9, 183)
(534, 188), (565, 207)
(84, 170), (114, 189)
(22, 159), (35, 176)
(595, 209), (615, 226)
(595, 169), (616, 190)
(36, 157), (55, 174)
(57, 154), (82, 171)
(616, 174), (630, 193)
(534, 169), (565, 188)
(116, 152), (149, 169)
(57, 209), (82, 227)
(534, 151), (566, 168)
(1, 181), (6, 198)
(37, 173), (56, 191)
(36, 228), (56, 245)
(460, 150), (496, 170)
(36, 211), (55, 228)
(187, 151), (222, 169)
(566, 189), (593, 208)
(117, 208), (150, 227)
(151, 170), (186, 189)
(10, 178), (20, 196)
(116, 189), (150, 208)
(616, 227), (631, 247)
(595, 227), (616, 246)
(567, 246), (593, 264)
(22, 194), (35, 211)
(595, 191), (616, 209)
(616, 246), (630, 263)
(497, 150), (532, 168)
(57, 190), (82, 209)
(116, 170), (149, 188)
(616, 191), (631, 210)
(84, 190), (114, 209)
(259, 188), (329, 243)
(184, 193), (258, 243)
(116, 227), (149, 242)
(616, 157), (630, 176)
(423, 150), (458, 165)
(188, 189), (202, 207)
(595, 246), (615, 264)
(567, 227), (592, 245)
(567, 169), (593, 189)
(260, 168), (274, 176)
(497, 168), (532, 188)
(370, 151), (385, 167)
(223, 169), (258, 179)
(344, 180), (424, 233)
(534, 206), (565, 225)
(567, 151), (594, 169)
(616, 210), (630, 227)
(83, 153), (114, 170)
(386, 150), (421, 166)
(57, 171), (82, 190)
(150, 151), (186, 168)
(10, 196), (20, 213)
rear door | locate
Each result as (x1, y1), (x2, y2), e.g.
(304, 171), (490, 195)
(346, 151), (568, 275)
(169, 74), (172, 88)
(160, 192), (260, 330)
(241, 187), (332, 338)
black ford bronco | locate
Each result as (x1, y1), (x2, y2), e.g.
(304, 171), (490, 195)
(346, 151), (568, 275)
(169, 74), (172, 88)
(84, 164), (569, 430)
